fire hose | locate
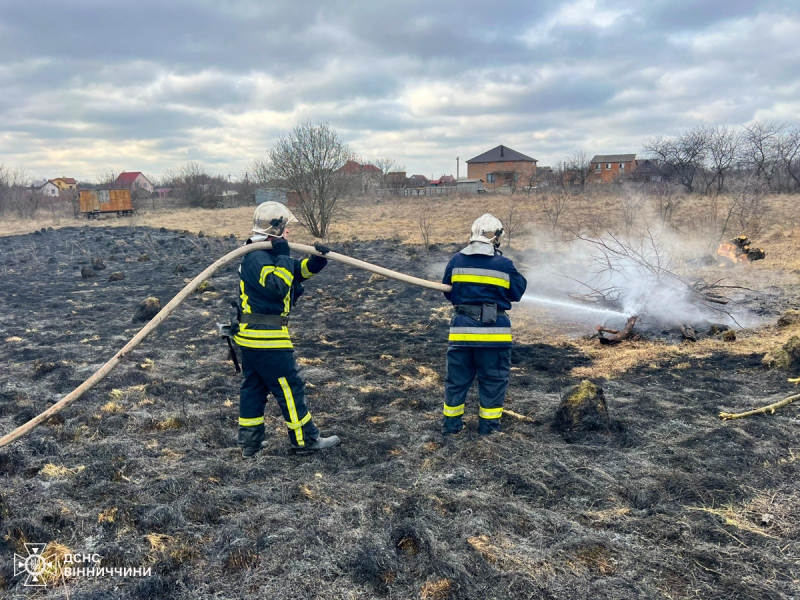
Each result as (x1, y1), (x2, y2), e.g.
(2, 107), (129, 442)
(0, 242), (452, 448)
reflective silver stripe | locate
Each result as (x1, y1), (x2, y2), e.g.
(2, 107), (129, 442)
(452, 268), (509, 281)
(449, 327), (512, 335)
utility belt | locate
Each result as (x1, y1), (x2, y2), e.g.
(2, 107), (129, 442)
(239, 314), (289, 327)
(217, 303), (289, 372)
(454, 303), (506, 325)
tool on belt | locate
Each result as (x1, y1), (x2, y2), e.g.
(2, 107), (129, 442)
(217, 302), (291, 372)
(454, 303), (505, 325)
(217, 302), (242, 372)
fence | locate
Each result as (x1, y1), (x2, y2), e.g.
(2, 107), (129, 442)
(379, 186), (459, 197)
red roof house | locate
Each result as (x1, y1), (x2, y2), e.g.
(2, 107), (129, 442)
(114, 171), (154, 192)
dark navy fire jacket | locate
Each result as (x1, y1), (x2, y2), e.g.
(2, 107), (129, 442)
(442, 246), (527, 348)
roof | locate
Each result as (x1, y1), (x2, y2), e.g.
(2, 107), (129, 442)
(60, 177), (77, 184)
(115, 171), (146, 186)
(466, 145), (536, 164)
(590, 154), (637, 163)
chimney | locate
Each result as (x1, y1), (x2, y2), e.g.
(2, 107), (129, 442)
(500, 145), (504, 158)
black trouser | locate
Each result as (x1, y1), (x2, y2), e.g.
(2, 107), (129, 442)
(238, 349), (319, 448)
(443, 346), (512, 435)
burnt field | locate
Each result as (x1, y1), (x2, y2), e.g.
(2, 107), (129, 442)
(0, 225), (799, 599)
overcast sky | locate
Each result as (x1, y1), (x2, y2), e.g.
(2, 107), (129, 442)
(0, 0), (798, 182)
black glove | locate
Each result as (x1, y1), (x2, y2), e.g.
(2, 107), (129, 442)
(270, 237), (290, 256)
(314, 242), (331, 255)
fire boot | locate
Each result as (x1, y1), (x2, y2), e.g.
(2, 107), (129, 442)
(241, 440), (269, 460)
(293, 435), (340, 455)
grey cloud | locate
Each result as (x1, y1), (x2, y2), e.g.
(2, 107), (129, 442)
(0, 0), (798, 178)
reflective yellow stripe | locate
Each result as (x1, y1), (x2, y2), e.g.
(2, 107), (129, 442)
(286, 412), (312, 430)
(443, 403), (465, 417)
(451, 274), (510, 288)
(239, 280), (251, 313)
(282, 288), (291, 317)
(449, 333), (513, 342)
(300, 258), (314, 279)
(279, 377), (305, 446)
(239, 416), (265, 427)
(479, 406), (503, 419)
(259, 266), (294, 287)
(233, 338), (294, 349)
(235, 326), (290, 339)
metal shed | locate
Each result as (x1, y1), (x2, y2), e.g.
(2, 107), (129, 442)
(455, 178), (485, 194)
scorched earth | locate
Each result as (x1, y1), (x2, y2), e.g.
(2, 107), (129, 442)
(0, 225), (798, 599)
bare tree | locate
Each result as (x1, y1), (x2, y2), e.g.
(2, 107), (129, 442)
(776, 125), (800, 193)
(415, 200), (436, 250)
(722, 173), (769, 240)
(650, 180), (684, 225)
(500, 194), (531, 248)
(373, 157), (405, 178)
(536, 189), (570, 231)
(96, 169), (118, 188)
(164, 162), (227, 208)
(563, 151), (591, 191)
(704, 125), (740, 195)
(260, 121), (357, 238)
(644, 128), (707, 193)
(742, 121), (783, 188)
(0, 167), (41, 219)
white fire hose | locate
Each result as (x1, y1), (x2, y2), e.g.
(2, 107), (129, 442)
(0, 242), (451, 448)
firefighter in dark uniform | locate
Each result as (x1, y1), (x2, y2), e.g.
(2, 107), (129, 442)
(441, 214), (527, 435)
(234, 202), (340, 458)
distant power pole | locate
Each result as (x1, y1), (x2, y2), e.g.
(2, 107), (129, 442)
(456, 156), (460, 180)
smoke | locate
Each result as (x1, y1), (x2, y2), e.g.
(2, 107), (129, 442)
(518, 225), (758, 331)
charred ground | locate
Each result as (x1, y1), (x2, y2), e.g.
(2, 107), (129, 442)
(0, 226), (798, 599)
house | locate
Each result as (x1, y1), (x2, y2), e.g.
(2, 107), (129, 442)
(628, 159), (664, 183)
(36, 181), (60, 197)
(336, 161), (382, 194)
(114, 171), (154, 193)
(155, 188), (173, 198)
(466, 145), (537, 190)
(456, 178), (485, 194)
(438, 175), (456, 186)
(408, 174), (430, 188)
(51, 177), (77, 191)
(589, 154), (638, 183)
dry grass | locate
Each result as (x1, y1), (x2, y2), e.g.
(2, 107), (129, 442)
(39, 464), (85, 478)
(569, 320), (800, 379)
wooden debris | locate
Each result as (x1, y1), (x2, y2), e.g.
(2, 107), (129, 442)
(719, 392), (800, 420)
(597, 316), (638, 345)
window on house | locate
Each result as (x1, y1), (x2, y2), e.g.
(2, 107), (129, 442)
(595, 164), (601, 171)
(487, 174), (495, 183)
(619, 163), (625, 170)
(605, 163), (611, 169)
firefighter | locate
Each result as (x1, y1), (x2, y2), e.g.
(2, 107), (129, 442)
(234, 202), (340, 458)
(440, 214), (527, 436)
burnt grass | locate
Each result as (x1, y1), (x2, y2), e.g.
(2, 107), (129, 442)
(1, 226), (799, 599)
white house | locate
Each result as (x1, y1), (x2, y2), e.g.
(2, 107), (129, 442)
(37, 181), (60, 197)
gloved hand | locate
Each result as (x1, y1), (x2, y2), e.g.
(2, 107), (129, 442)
(270, 237), (290, 256)
(313, 242), (331, 255)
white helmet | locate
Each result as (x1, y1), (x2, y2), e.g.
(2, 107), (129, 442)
(252, 202), (297, 237)
(470, 214), (504, 246)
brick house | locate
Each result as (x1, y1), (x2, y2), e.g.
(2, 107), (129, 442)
(588, 154), (637, 183)
(466, 145), (537, 191)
